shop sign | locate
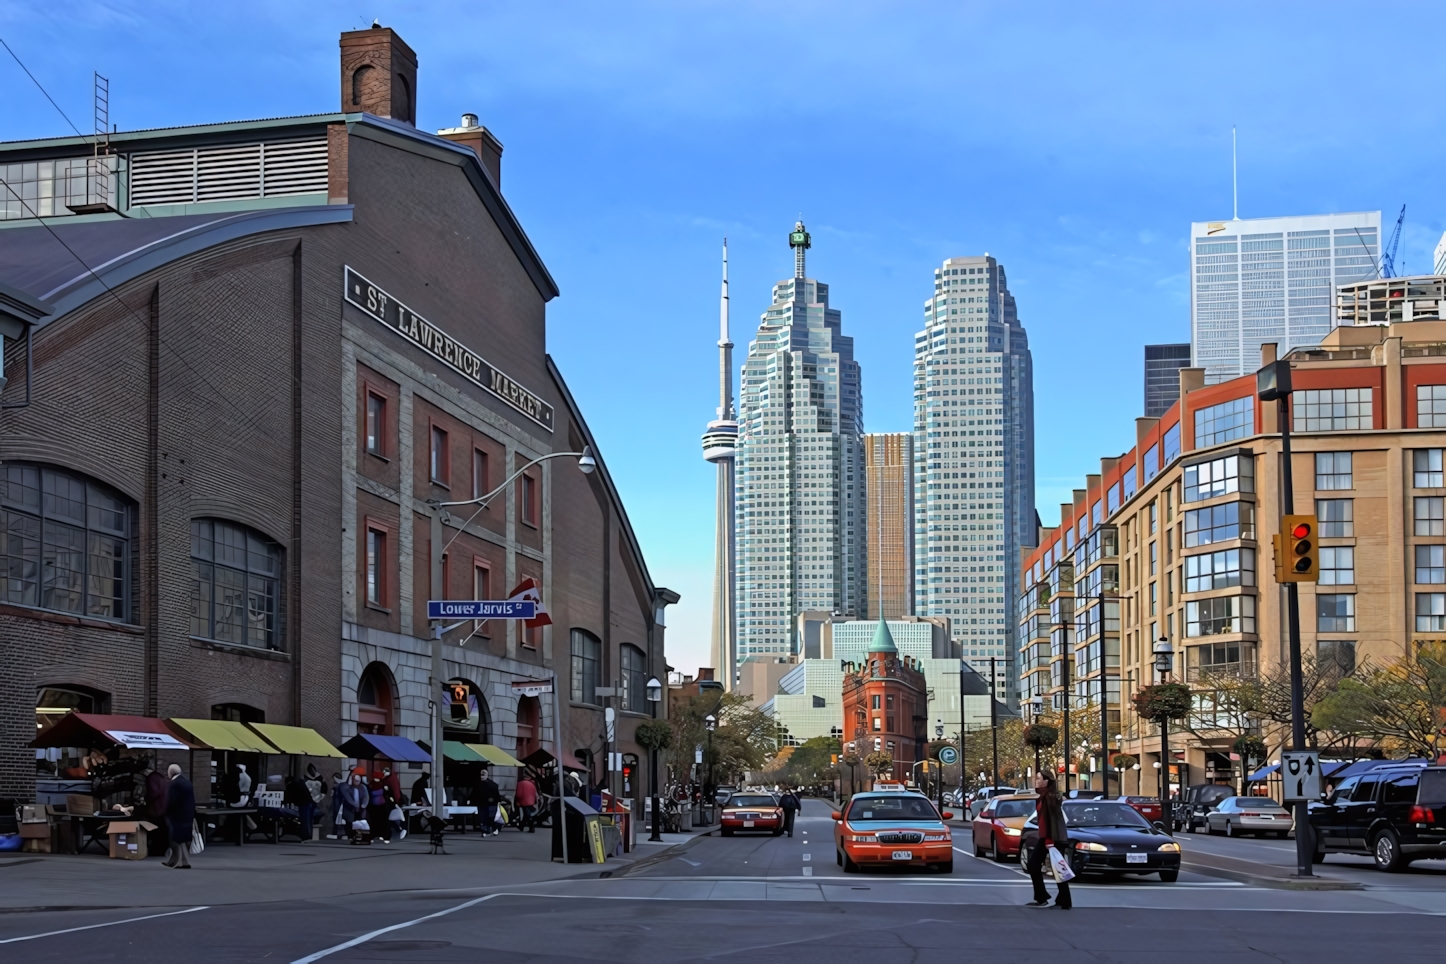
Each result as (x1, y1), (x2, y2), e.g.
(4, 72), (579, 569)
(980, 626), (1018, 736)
(105, 730), (190, 750)
(510, 678), (554, 697)
(344, 266), (554, 432)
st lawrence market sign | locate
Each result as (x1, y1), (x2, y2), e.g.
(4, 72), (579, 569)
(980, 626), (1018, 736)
(344, 266), (555, 432)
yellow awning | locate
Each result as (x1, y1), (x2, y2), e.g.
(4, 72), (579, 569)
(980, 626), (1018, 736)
(467, 743), (524, 767)
(169, 718), (281, 753)
(247, 723), (345, 758)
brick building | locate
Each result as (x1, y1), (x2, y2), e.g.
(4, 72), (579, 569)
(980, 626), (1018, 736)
(841, 620), (928, 779)
(0, 26), (675, 800)
(1019, 308), (1446, 795)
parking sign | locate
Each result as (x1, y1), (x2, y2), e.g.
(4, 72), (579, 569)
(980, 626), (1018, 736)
(1281, 750), (1321, 801)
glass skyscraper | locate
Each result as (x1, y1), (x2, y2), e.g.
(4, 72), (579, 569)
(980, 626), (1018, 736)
(1191, 212), (1381, 384)
(734, 223), (865, 659)
(1144, 343), (1191, 418)
(912, 255), (1034, 707)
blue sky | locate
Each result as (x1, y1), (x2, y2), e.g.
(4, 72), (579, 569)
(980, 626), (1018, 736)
(4, 2), (1445, 676)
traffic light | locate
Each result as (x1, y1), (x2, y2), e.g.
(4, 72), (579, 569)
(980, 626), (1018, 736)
(1279, 514), (1319, 582)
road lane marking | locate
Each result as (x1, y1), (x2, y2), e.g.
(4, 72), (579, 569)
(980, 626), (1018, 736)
(0, 906), (209, 945)
(679, 858), (701, 867)
(290, 894), (500, 963)
(803, 867), (813, 876)
(802, 853), (811, 861)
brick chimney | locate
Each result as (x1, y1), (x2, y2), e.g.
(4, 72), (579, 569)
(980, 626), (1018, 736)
(340, 24), (418, 125)
(438, 113), (504, 187)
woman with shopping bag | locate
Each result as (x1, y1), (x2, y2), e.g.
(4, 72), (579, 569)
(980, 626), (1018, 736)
(1024, 771), (1072, 909)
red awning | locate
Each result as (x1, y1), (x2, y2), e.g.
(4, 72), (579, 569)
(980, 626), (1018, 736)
(31, 713), (203, 750)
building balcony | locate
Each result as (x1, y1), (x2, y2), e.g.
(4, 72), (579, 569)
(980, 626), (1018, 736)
(1185, 659), (1257, 683)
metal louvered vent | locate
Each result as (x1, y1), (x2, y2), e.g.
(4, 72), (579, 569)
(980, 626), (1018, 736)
(128, 138), (328, 207)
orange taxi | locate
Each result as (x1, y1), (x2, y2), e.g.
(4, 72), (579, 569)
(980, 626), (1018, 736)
(970, 793), (1038, 861)
(833, 789), (954, 873)
(720, 791), (784, 836)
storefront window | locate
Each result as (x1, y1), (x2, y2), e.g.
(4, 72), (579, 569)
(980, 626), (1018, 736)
(190, 519), (283, 650)
(571, 629), (601, 704)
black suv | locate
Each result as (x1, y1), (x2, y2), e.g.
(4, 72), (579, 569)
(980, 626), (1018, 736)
(1178, 784), (1234, 833)
(1307, 763), (1446, 871)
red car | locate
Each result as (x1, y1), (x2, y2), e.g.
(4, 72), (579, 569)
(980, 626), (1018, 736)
(1119, 796), (1163, 823)
(970, 793), (1037, 861)
(720, 792), (784, 836)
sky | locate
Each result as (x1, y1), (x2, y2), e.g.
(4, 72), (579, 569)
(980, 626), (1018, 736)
(4, 1), (1446, 679)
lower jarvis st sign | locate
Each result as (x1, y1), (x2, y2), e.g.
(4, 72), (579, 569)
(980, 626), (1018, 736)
(427, 600), (536, 620)
(345, 266), (554, 432)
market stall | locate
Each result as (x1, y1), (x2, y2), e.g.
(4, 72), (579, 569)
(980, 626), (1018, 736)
(168, 718), (280, 845)
(341, 734), (445, 831)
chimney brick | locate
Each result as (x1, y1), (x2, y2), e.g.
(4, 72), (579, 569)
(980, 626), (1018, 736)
(340, 26), (418, 125)
(437, 115), (504, 188)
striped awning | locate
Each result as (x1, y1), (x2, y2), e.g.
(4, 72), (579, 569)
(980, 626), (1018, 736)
(170, 718), (281, 753)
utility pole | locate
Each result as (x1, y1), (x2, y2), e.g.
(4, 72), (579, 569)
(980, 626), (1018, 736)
(1061, 617), (1071, 792)
(1100, 564), (1111, 797)
(430, 509), (447, 813)
(989, 657), (999, 790)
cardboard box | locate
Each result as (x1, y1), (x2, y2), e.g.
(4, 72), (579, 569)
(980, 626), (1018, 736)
(20, 805), (47, 824)
(19, 822), (50, 839)
(65, 794), (97, 816)
(22, 836), (51, 853)
(106, 821), (156, 860)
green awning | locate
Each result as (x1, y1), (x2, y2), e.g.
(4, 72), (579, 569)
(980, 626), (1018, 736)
(247, 724), (345, 758)
(169, 718), (281, 753)
(467, 743), (524, 767)
(443, 741), (487, 762)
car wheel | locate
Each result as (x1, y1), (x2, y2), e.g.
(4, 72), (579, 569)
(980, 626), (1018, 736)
(842, 851), (859, 874)
(1275, 831), (1289, 840)
(772, 828), (784, 837)
(991, 836), (1003, 863)
(1312, 849), (1326, 864)
(836, 849), (843, 867)
(974, 842), (985, 858)
(938, 860), (954, 874)
(1159, 869), (1179, 882)
(1373, 829), (1407, 873)
(721, 828), (733, 837)
(1225, 821), (1235, 838)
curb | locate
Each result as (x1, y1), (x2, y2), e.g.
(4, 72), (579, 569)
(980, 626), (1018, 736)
(1181, 858), (1363, 891)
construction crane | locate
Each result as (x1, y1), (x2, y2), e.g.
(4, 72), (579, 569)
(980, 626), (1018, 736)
(1381, 204), (1405, 278)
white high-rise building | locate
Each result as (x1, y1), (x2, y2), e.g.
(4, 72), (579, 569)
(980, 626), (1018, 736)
(734, 222), (865, 660)
(912, 255), (1034, 709)
(1191, 212), (1381, 384)
(702, 242), (738, 689)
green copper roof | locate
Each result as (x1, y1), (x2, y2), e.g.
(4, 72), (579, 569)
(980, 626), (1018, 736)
(867, 619), (897, 654)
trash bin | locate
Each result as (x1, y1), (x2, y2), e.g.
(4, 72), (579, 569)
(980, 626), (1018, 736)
(551, 796), (604, 863)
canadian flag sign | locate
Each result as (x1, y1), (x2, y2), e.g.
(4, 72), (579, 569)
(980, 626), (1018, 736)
(508, 577), (552, 630)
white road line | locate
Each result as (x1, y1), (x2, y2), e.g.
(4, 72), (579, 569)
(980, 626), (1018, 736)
(0, 906), (209, 945)
(803, 867), (813, 876)
(289, 893), (500, 963)
(802, 853), (811, 861)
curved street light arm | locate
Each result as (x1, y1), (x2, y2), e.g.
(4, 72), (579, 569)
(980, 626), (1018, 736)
(431, 448), (593, 557)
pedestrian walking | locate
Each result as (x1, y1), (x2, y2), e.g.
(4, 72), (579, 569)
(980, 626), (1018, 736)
(328, 772), (346, 838)
(476, 769), (501, 836)
(367, 773), (395, 843)
(1024, 771), (1071, 909)
(779, 789), (801, 837)
(340, 772), (368, 841)
(163, 763), (196, 869)
(515, 774), (538, 832)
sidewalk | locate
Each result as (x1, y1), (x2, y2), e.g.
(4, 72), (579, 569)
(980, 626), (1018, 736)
(0, 826), (701, 911)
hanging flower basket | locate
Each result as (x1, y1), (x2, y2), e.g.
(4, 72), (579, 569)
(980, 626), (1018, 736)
(634, 719), (673, 751)
(1232, 735), (1267, 762)
(1131, 682), (1192, 722)
(1023, 723), (1059, 749)
(1112, 753), (1137, 770)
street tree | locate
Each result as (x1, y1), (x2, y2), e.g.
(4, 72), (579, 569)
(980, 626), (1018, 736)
(1312, 642), (1446, 759)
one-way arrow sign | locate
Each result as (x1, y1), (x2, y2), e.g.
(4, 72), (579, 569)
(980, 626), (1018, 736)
(1282, 750), (1321, 801)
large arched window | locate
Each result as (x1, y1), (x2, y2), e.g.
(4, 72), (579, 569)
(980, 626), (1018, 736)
(570, 629), (600, 705)
(357, 662), (396, 735)
(190, 519), (283, 650)
(620, 644), (648, 712)
(0, 463), (132, 620)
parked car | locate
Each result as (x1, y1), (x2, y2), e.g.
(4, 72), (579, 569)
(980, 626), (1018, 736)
(1022, 799), (1181, 881)
(967, 786), (1020, 819)
(971, 793), (1038, 861)
(1117, 796), (1163, 823)
(833, 790), (954, 874)
(1308, 762), (1446, 871)
(1205, 796), (1294, 837)
(1179, 784), (1234, 832)
(1065, 790), (1106, 800)
(719, 792), (783, 836)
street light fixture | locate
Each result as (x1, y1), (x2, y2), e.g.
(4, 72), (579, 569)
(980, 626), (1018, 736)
(646, 677), (663, 842)
(934, 719), (945, 814)
(704, 714), (717, 806)
(1153, 636), (1175, 833)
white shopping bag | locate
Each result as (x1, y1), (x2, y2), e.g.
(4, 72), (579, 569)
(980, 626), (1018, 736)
(1047, 845), (1076, 883)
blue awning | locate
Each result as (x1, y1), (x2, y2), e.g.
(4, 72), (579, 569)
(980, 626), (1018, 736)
(336, 733), (432, 764)
(1247, 763), (1279, 781)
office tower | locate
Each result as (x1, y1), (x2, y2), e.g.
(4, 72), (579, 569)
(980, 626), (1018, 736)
(702, 241), (739, 689)
(1190, 212), (1381, 384)
(864, 433), (914, 619)
(1144, 343), (1191, 418)
(912, 254), (1034, 709)
(734, 222), (865, 660)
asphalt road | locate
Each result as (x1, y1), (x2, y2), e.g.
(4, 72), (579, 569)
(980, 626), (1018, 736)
(4, 799), (1446, 962)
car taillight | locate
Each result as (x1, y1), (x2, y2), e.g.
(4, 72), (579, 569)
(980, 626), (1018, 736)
(1410, 805), (1436, 824)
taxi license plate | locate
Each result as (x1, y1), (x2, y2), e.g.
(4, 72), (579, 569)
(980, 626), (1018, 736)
(1126, 853), (1148, 864)
(743, 820), (754, 828)
(891, 850), (913, 861)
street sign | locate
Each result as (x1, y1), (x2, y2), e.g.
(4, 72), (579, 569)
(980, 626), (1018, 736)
(938, 746), (959, 765)
(695, 745), (703, 764)
(427, 599), (535, 620)
(510, 678), (554, 697)
(1282, 750), (1322, 801)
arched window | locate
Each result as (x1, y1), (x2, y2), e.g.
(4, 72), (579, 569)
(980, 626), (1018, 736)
(570, 629), (600, 705)
(443, 678), (490, 742)
(357, 662), (396, 735)
(351, 64), (374, 107)
(620, 644), (647, 712)
(211, 703), (264, 724)
(516, 695), (541, 759)
(190, 519), (283, 650)
(0, 463), (133, 620)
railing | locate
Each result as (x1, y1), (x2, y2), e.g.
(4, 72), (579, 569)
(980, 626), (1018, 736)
(1186, 660), (1257, 683)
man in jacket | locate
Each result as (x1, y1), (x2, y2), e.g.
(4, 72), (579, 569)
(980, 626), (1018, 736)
(779, 789), (801, 837)
(476, 769), (502, 836)
(164, 764), (196, 869)
(1024, 772), (1071, 909)
(515, 775), (539, 832)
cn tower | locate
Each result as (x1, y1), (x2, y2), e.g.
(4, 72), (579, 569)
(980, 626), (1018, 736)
(701, 240), (738, 691)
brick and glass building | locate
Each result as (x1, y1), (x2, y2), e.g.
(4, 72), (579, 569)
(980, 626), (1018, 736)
(0, 26), (674, 800)
(840, 620), (928, 776)
(1019, 307), (1446, 794)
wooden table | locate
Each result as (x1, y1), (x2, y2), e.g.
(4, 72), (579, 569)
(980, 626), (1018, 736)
(196, 807), (258, 846)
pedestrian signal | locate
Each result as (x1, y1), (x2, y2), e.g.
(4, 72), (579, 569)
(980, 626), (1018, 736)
(1279, 514), (1318, 582)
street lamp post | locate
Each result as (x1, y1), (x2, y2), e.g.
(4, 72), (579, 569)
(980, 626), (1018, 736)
(1029, 696), (1044, 774)
(704, 714), (717, 806)
(1079, 741), (1091, 791)
(934, 719), (945, 815)
(1114, 734), (1123, 800)
(989, 657), (999, 791)
(646, 676), (663, 842)
(1154, 636), (1175, 833)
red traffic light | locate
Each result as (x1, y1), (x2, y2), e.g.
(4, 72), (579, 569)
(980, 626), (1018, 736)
(1291, 522), (1311, 539)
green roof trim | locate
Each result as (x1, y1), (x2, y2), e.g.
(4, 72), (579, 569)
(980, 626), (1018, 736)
(868, 619), (898, 654)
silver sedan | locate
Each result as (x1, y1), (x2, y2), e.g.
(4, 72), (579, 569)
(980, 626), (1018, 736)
(1205, 796), (1294, 838)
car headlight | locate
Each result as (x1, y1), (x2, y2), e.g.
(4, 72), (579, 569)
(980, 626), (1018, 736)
(1075, 842), (1108, 852)
(851, 835), (876, 843)
(924, 833), (949, 841)
(1004, 827), (1022, 836)
(1157, 842), (1181, 853)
